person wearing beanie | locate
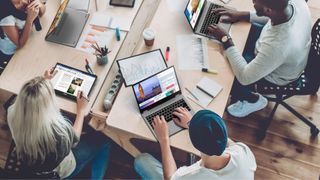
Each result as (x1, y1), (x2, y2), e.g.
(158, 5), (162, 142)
(134, 108), (257, 180)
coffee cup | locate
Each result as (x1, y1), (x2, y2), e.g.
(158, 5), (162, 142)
(143, 28), (155, 46)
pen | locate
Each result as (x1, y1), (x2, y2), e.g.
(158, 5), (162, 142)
(80, 91), (90, 102)
(85, 58), (95, 75)
(116, 27), (121, 41)
(196, 85), (214, 98)
(185, 88), (199, 101)
(202, 68), (218, 74)
(165, 46), (170, 61)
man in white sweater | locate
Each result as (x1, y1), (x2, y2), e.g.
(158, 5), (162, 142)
(207, 0), (311, 117)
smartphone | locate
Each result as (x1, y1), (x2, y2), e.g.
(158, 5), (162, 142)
(109, 0), (135, 8)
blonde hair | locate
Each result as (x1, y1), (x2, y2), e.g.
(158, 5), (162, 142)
(8, 76), (72, 164)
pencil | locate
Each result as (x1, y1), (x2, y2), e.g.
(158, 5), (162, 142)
(185, 88), (199, 101)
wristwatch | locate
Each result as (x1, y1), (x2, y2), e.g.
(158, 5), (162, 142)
(221, 35), (231, 43)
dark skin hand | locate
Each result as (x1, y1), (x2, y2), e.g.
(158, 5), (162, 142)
(212, 8), (250, 23)
(207, 24), (234, 49)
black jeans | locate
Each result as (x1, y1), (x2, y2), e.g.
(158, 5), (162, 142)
(0, 50), (13, 75)
(230, 23), (276, 103)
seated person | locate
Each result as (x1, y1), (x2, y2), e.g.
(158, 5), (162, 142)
(134, 108), (256, 179)
(7, 68), (112, 179)
(0, 0), (46, 64)
(207, 0), (311, 117)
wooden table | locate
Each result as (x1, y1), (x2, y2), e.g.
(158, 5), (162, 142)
(0, 0), (143, 114)
(99, 0), (255, 156)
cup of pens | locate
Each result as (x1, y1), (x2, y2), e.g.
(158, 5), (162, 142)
(91, 43), (111, 65)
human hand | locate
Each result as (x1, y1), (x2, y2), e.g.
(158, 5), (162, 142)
(76, 91), (89, 115)
(43, 67), (57, 80)
(152, 116), (170, 144)
(27, 0), (42, 9)
(172, 107), (192, 129)
(207, 24), (229, 41)
(212, 8), (249, 23)
(26, 3), (40, 22)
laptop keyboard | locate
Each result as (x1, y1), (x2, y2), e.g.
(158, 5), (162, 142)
(146, 99), (191, 129)
(200, 3), (223, 35)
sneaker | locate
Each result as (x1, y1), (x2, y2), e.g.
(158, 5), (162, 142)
(227, 94), (268, 117)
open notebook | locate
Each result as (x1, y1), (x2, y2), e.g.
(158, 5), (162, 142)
(187, 77), (223, 108)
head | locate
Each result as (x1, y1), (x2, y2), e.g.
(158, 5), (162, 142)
(189, 110), (228, 157)
(253, 0), (289, 17)
(12, 0), (31, 10)
(8, 76), (71, 164)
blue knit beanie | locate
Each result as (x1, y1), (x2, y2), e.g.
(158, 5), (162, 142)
(189, 110), (228, 156)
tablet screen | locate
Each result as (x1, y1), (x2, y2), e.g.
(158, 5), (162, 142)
(110, 0), (135, 7)
(51, 63), (97, 100)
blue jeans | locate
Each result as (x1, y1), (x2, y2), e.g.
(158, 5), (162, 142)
(66, 131), (113, 179)
(0, 50), (13, 75)
(134, 153), (164, 180)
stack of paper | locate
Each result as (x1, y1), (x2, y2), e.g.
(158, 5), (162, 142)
(187, 77), (223, 108)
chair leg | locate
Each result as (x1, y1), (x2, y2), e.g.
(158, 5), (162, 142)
(257, 102), (280, 140)
(280, 101), (320, 137)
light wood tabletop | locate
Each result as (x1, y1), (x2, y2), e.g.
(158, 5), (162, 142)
(0, 0), (143, 114)
(104, 0), (255, 156)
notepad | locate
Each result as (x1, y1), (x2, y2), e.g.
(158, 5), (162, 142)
(187, 77), (223, 108)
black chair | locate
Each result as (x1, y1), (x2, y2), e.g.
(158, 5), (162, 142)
(256, 19), (320, 140)
(0, 141), (60, 179)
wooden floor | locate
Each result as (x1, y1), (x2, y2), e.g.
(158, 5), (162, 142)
(1, 0), (320, 179)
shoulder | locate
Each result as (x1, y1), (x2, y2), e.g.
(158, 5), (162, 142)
(226, 142), (256, 167)
(0, 15), (16, 26)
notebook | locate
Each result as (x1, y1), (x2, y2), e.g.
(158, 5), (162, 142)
(187, 77), (222, 107)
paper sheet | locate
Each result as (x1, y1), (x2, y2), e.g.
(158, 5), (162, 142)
(176, 35), (209, 70)
(76, 25), (115, 54)
(117, 50), (167, 86)
(89, 0), (143, 31)
(90, 12), (131, 31)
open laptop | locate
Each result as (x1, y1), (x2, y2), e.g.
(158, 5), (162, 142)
(132, 67), (193, 139)
(184, 0), (232, 40)
(45, 0), (89, 47)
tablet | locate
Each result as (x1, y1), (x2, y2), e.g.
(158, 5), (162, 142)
(109, 0), (135, 8)
(51, 63), (97, 100)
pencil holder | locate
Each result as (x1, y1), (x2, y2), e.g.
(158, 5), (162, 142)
(97, 55), (108, 65)
(104, 72), (123, 111)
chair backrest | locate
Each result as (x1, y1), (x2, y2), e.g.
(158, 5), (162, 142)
(305, 18), (320, 94)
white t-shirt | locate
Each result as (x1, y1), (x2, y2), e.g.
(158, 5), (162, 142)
(0, 15), (26, 55)
(225, 0), (311, 86)
(171, 142), (257, 180)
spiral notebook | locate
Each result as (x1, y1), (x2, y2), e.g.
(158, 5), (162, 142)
(187, 77), (222, 108)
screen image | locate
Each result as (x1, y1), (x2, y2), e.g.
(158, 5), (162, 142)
(133, 67), (180, 111)
(51, 64), (96, 98)
(185, 0), (205, 29)
(46, 0), (69, 36)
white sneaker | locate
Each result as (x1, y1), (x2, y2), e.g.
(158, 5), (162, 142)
(227, 94), (268, 118)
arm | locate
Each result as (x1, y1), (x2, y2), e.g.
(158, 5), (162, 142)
(2, 6), (39, 49)
(73, 91), (89, 137)
(249, 12), (269, 25)
(153, 116), (177, 180)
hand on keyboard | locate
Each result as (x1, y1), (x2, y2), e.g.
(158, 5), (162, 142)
(207, 24), (228, 41)
(152, 115), (169, 144)
(212, 8), (250, 23)
(172, 107), (192, 129)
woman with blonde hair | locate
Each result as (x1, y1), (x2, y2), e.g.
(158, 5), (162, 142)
(7, 69), (112, 179)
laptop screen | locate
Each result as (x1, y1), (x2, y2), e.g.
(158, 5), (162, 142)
(133, 67), (180, 112)
(46, 0), (69, 37)
(184, 0), (205, 29)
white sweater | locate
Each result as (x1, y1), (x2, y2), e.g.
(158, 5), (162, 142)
(225, 0), (312, 86)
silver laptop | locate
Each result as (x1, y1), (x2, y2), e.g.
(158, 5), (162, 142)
(45, 0), (89, 47)
(184, 0), (232, 40)
(132, 67), (194, 139)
